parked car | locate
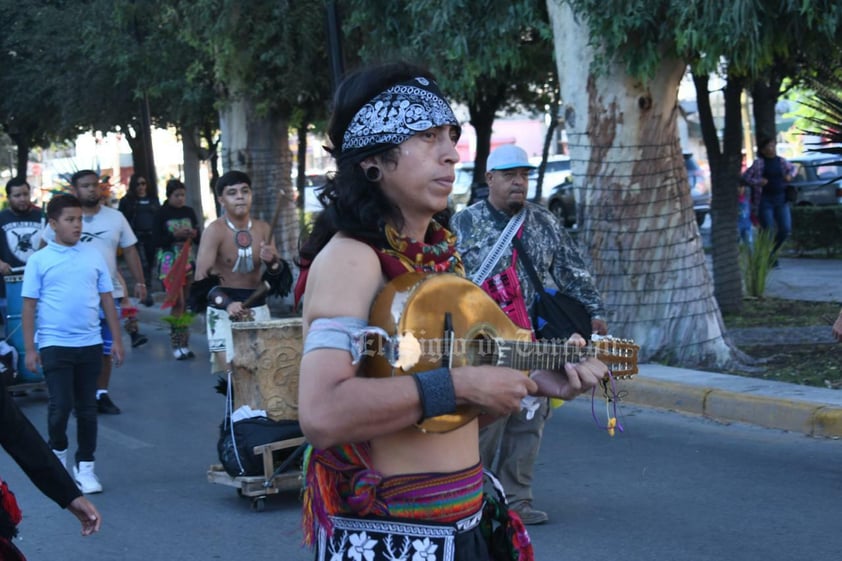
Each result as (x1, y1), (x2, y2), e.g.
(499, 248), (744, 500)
(546, 179), (577, 228)
(787, 154), (842, 206)
(452, 162), (475, 210)
(546, 153), (711, 229)
(529, 154), (572, 195)
(298, 173), (328, 214)
(684, 153), (711, 226)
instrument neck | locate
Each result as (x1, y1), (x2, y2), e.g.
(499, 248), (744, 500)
(499, 340), (595, 371)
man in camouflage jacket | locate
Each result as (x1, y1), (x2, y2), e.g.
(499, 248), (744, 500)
(451, 144), (607, 525)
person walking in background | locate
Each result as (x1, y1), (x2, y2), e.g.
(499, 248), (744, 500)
(22, 194), (123, 494)
(40, 170), (146, 415)
(0, 177), (44, 323)
(194, 170), (290, 376)
(741, 137), (796, 264)
(154, 179), (200, 360)
(295, 63), (607, 559)
(451, 143), (608, 525)
(833, 308), (842, 342)
(118, 173), (159, 304)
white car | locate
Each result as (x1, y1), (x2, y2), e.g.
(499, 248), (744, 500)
(529, 155), (572, 197)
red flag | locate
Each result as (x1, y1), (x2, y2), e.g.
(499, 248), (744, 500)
(161, 239), (192, 310)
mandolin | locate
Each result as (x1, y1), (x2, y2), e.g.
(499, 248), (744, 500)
(363, 272), (639, 433)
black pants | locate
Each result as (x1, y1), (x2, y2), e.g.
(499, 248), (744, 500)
(136, 231), (156, 289)
(41, 344), (102, 464)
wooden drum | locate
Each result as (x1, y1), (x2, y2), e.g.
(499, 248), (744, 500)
(231, 318), (303, 422)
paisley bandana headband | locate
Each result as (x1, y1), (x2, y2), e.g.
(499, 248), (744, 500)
(341, 76), (460, 153)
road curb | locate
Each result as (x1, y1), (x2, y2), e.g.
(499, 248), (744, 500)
(620, 377), (842, 438)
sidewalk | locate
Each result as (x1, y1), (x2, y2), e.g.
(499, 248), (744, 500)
(620, 257), (842, 438)
(136, 257), (842, 437)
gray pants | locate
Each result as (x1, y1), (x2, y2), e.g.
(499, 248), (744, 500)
(478, 396), (551, 505)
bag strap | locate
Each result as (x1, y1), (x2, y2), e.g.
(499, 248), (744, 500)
(471, 210), (525, 285)
(225, 370), (246, 475)
(512, 235), (585, 334)
(511, 235), (549, 298)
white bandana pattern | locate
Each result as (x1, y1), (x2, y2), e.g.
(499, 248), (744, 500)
(342, 77), (459, 152)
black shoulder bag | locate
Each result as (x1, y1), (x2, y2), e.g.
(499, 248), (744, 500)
(512, 236), (592, 341)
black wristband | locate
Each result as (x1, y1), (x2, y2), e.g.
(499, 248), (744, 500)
(412, 367), (456, 421)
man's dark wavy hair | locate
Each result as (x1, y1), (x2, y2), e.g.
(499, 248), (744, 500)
(215, 170), (251, 196)
(298, 61), (451, 265)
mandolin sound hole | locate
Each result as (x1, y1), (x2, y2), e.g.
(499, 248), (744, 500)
(462, 335), (498, 366)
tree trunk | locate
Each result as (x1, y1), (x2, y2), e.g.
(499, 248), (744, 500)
(296, 124), (308, 210)
(138, 96), (158, 197)
(181, 125), (205, 223)
(548, 1), (736, 367)
(10, 133), (29, 179)
(534, 96), (559, 202)
(695, 72), (746, 314)
(123, 124), (147, 182)
(750, 76), (782, 145)
(468, 82), (507, 190)
(201, 125), (220, 216)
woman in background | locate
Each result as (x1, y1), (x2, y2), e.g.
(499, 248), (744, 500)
(118, 174), (160, 302)
(153, 179), (200, 360)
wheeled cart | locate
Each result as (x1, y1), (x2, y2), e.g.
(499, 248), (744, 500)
(208, 318), (307, 511)
(207, 436), (307, 511)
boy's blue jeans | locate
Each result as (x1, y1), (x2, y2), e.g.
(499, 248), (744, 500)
(41, 344), (102, 465)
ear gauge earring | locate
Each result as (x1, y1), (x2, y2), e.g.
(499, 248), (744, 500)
(364, 166), (382, 182)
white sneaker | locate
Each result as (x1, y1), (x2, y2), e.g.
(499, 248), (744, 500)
(73, 461), (103, 494)
(53, 449), (67, 470)
(173, 348), (185, 360)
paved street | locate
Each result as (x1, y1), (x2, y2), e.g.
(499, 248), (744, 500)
(2, 310), (841, 560)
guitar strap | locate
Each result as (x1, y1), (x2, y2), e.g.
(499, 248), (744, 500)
(470, 210), (525, 285)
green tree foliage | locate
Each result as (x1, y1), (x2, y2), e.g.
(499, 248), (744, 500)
(569, 1), (842, 80)
(0, 0), (78, 176)
(0, 0), (220, 187)
(343, 0), (556, 185)
(177, 0), (331, 120)
(798, 64), (842, 154)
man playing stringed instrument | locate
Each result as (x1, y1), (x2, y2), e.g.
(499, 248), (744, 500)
(295, 62), (608, 561)
(194, 170), (291, 375)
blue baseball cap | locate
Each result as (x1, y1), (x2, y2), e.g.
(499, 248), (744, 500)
(486, 144), (536, 171)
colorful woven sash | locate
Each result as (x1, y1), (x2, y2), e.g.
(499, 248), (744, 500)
(302, 443), (483, 546)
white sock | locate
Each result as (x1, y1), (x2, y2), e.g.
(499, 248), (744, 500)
(96, 390), (108, 399)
